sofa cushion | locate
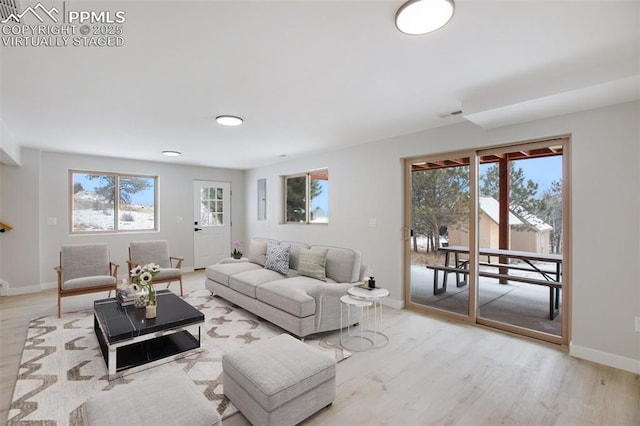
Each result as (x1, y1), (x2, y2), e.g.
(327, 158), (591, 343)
(256, 277), (319, 318)
(206, 262), (262, 286)
(229, 268), (286, 298)
(265, 242), (291, 275)
(281, 241), (310, 270)
(248, 239), (269, 266)
(312, 245), (362, 283)
(297, 248), (328, 281)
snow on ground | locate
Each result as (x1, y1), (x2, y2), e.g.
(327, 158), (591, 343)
(73, 190), (154, 231)
(73, 208), (154, 231)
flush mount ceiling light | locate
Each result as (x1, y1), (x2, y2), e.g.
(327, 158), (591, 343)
(216, 115), (243, 126)
(162, 150), (181, 157)
(395, 0), (455, 35)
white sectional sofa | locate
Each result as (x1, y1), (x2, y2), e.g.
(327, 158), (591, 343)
(205, 238), (367, 338)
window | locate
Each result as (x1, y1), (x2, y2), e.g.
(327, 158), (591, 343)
(200, 186), (224, 226)
(70, 171), (157, 233)
(284, 169), (328, 224)
(257, 178), (267, 221)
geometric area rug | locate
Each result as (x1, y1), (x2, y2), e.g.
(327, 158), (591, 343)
(8, 289), (351, 425)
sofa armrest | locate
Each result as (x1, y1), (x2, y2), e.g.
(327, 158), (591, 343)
(307, 281), (360, 333)
(308, 282), (354, 299)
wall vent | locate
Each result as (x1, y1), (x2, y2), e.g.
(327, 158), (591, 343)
(0, 0), (21, 22)
(438, 110), (464, 119)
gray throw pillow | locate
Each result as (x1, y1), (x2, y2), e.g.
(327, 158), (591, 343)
(297, 248), (328, 281)
(264, 242), (291, 274)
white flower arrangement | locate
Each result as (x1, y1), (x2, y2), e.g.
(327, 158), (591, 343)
(130, 263), (161, 305)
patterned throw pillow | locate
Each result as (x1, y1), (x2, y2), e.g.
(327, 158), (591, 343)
(264, 242), (291, 275)
(297, 248), (328, 281)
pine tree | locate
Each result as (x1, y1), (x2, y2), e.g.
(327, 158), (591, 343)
(286, 177), (322, 222)
(412, 167), (469, 252)
(87, 175), (151, 205)
(480, 162), (540, 213)
(539, 180), (563, 253)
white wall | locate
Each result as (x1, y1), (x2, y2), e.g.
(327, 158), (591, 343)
(0, 149), (245, 293)
(245, 101), (640, 373)
(0, 148), (40, 292)
(1, 119), (21, 166)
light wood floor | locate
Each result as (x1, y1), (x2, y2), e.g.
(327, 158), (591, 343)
(1, 271), (638, 425)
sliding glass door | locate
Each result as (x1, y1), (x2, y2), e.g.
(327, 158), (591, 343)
(405, 137), (569, 344)
(476, 143), (564, 339)
(407, 155), (472, 319)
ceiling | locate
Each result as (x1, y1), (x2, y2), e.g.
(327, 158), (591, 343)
(1, 0), (638, 170)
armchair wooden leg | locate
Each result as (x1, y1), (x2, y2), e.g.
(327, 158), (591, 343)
(58, 293), (61, 318)
(179, 278), (183, 297)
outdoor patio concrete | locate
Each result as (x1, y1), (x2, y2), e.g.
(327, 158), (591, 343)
(410, 265), (562, 336)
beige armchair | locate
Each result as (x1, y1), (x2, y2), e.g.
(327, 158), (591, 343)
(127, 240), (184, 296)
(56, 243), (119, 318)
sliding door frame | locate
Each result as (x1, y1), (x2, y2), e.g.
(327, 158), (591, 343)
(402, 149), (478, 324)
(403, 135), (571, 345)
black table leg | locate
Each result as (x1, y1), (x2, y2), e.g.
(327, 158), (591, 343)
(433, 268), (446, 295)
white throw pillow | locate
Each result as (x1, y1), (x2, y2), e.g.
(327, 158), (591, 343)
(248, 240), (268, 266)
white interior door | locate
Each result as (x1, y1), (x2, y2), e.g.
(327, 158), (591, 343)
(193, 180), (231, 268)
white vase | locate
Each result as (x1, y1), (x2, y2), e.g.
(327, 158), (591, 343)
(134, 287), (148, 308)
(145, 304), (157, 319)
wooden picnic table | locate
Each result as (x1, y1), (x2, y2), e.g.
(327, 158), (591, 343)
(427, 246), (563, 319)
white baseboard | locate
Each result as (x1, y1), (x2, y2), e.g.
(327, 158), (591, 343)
(570, 342), (640, 374)
(3, 283), (47, 296)
(382, 297), (404, 310)
(42, 281), (57, 290)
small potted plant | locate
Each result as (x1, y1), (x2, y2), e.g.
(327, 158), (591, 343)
(231, 241), (243, 259)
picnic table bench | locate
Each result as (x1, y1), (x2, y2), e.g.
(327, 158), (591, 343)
(426, 246), (562, 320)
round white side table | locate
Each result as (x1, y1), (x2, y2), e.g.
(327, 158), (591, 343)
(339, 295), (374, 352)
(347, 286), (390, 349)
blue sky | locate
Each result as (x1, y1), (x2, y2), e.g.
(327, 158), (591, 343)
(311, 180), (329, 214)
(513, 156), (562, 193)
(480, 156), (562, 195)
(74, 173), (155, 206)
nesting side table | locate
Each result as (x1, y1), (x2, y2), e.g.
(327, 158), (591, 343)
(347, 286), (390, 349)
(340, 295), (374, 352)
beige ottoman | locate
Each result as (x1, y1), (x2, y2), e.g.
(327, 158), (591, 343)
(222, 334), (336, 426)
(82, 372), (221, 426)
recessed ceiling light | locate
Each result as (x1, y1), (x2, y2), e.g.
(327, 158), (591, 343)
(216, 115), (243, 126)
(162, 150), (181, 157)
(395, 0), (455, 35)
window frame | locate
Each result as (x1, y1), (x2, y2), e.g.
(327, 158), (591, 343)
(69, 170), (159, 234)
(283, 169), (329, 224)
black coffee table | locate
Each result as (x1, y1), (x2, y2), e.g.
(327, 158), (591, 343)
(94, 289), (204, 379)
